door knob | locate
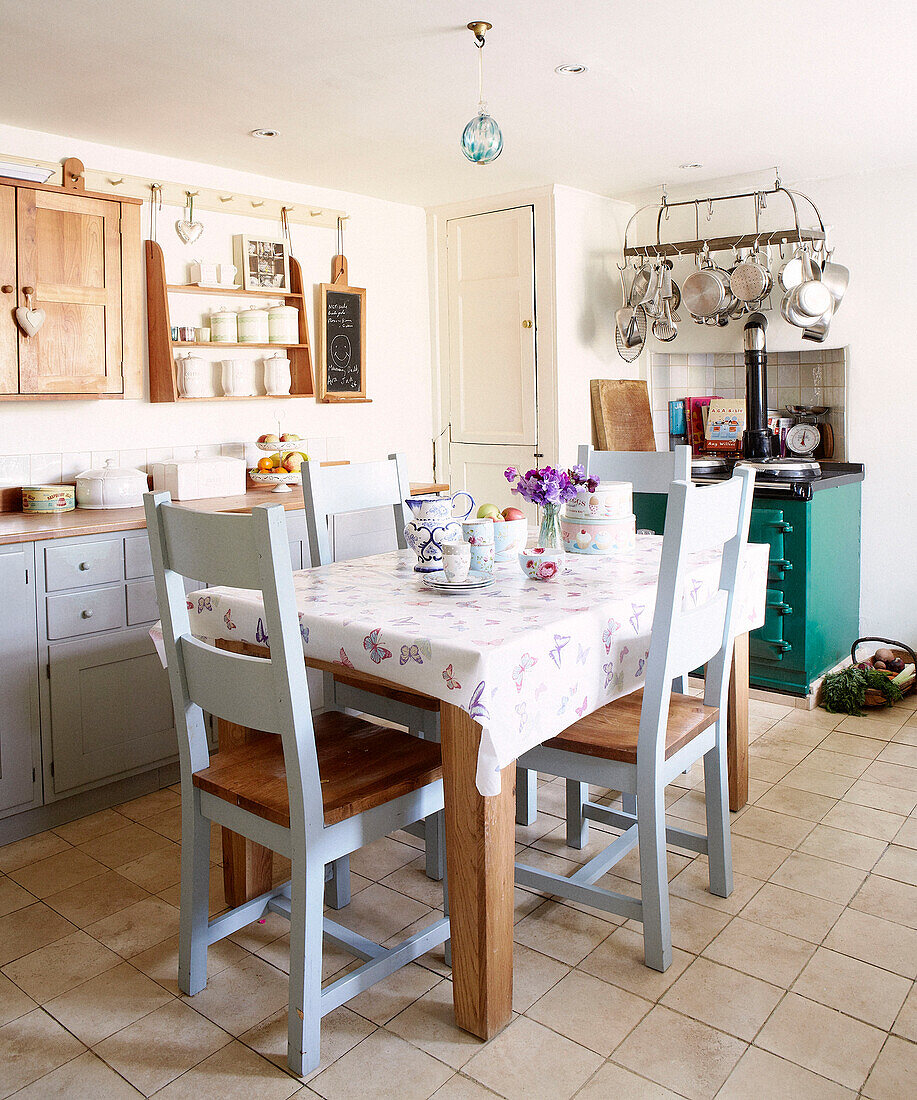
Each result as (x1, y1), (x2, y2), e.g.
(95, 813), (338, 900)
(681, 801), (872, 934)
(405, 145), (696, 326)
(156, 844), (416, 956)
(522, 320), (533, 329)
(1, 285), (12, 294)
(21, 286), (35, 296)
(81, 609), (94, 619)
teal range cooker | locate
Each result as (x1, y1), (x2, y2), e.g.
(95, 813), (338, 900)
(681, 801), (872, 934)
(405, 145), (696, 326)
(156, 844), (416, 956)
(634, 457), (865, 696)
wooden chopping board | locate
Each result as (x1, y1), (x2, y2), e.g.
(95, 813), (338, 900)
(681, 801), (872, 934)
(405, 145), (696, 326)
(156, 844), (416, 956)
(590, 379), (656, 452)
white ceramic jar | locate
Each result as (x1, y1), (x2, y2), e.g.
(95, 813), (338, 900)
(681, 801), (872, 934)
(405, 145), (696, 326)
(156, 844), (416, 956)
(263, 352), (292, 396)
(238, 306), (269, 343)
(178, 354), (213, 398)
(210, 307), (238, 343)
(75, 460), (147, 509)
(267, 304), (299, 344)
(222, 359), (257, 397)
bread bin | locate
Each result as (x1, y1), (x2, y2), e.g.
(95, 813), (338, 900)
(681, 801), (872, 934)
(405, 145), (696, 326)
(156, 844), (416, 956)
(75, 460), (147, 509)
(150, 453), (246, 501)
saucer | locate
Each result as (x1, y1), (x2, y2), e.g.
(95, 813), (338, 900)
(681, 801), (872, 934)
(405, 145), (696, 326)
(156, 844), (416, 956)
(422, 571), (495, 594)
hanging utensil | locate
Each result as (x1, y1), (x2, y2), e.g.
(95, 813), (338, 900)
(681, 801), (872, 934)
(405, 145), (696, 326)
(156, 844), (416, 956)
(615, 304), (647, 361)
(652, 296), (677, 342)
(820, 248), (849, 306)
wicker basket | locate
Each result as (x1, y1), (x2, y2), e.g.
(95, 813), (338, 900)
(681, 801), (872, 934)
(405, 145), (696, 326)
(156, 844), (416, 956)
(851, 637), (917, 706)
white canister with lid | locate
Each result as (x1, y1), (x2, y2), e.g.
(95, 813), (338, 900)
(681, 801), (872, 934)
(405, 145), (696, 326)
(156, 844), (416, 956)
(178, 354), (213, 398)
(210, 307), (238, 343)
(238, 306), (269, 343)
(76, 460), (148, 509)
(222, 359), (257, 397)
(267, 304), (299, 344)
(263, 352), (292, 396)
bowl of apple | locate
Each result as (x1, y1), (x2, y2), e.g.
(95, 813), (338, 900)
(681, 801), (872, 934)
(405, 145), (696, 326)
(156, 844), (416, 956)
(250, 433), (308, 493)
(476, 503), (528, 562)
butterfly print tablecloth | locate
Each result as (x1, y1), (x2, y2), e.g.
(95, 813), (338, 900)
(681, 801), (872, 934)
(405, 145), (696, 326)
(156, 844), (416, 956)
(181, 536), (768, 797)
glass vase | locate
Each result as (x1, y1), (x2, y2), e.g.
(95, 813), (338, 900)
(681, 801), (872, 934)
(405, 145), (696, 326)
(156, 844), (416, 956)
(536, 503), (565, 561)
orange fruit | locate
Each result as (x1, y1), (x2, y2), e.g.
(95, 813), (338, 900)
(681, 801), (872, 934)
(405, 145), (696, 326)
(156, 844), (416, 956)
(256, 456), (275, 472)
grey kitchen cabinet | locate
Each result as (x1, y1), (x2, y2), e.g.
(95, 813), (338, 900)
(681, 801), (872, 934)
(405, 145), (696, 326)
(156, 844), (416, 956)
(0, 543), (41, 818)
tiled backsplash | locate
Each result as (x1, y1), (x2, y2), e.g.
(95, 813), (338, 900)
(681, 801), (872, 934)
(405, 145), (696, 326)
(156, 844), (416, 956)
(650, 347), (848, 458)
(0, 437), (349, 488)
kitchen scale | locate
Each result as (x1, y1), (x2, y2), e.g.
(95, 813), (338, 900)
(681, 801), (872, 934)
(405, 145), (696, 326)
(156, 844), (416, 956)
(784, 404), (830, 459)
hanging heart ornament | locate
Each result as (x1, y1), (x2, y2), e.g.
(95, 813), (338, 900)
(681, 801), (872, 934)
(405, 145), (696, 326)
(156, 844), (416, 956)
(15, 289), (45, 337)
(175, 191), (203, 244)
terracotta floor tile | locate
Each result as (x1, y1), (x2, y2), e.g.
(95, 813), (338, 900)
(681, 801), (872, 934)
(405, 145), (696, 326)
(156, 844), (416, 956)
(116, 788), (182, 821)
(382, 858), (449, 909)
(526, 969), (651, 1054)
(780, 764), (855, 799)
(463, 1016), (603, 1100)
(892, 983), (917, 1042)
(872, 843), (917, 885)
(0, 874), (33, 918)
(793, 946), (911, 1029)
(386, 979), (485, 1070)
(802, 747), (872, 777)
(738, 881), (844, 943)
(717, 1046), (855, 1099)
(614, 1004), (747, 1099)
(11, 1048), (144, 1098)
(0, 831), (71, 874)
(346, 962), (441, 1025)
(42, 868), (150, 927)
(623, 895), (731, 955)
(843, 779), (917, 816)
(575, 1062), (684, 1099)
(661, 956), (783, 1040)
(879, 741), (917, 768)
(116, 842), (183, 893)
(43, 960), (172, 1045)
(667, 858), (761, 915)
(143, 804), (184, 841)
(850, 873), (917, 929)
(329, 882), (433, 945)
(819, 731), (887, 760)
(7, 847), (107, 899)
(131, 932), (251, 996)
(87, 895), (180, 958)
(756, 991), (886, 1090)
(728, 835), (792, 880)
(769, 851), (866, 904)
(755, 784), (838, 822)
(797, 823), (888, 870)
(893, 816), (917, 849)
(77, 821), (173, 870)
(1, 928), (120, 1003)
(702, 916), (815, 987)
(95, 998), (232, 1094)
(863, 760), (917, 792)
(181, 954), (289, 1035)
(862, 1034), (917, 1100)
(152, 1038), (301, 1099)
(509, 942), (569, 1013)
(52, 808), (130, 846)
(513, 899), (614, 965)
(823, 907), (917, 978)
(242, 1003), (375, 1083)
(0, 901), (75, 967)
(348, 836), (423, 880)
(312, 1028), (453, 1100)
(0, 1007), (87, 1099)
(822, 801), (904, 841)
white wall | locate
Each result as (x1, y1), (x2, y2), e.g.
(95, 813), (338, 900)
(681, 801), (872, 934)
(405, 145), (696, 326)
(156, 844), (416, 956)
(0, 124), (434, 477)
(552, 185), (634, 466)
(626, 168), (917, 640)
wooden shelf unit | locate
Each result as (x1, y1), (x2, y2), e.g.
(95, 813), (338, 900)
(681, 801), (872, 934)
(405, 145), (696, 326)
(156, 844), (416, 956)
(146, 240), (315, 402)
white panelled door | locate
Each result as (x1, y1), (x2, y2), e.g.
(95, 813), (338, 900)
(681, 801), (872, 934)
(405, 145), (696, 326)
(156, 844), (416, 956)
(445, 206), (538, 519)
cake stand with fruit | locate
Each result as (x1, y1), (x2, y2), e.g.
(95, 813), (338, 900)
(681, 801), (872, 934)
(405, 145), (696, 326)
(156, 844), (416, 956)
(251, 433), (309, 494)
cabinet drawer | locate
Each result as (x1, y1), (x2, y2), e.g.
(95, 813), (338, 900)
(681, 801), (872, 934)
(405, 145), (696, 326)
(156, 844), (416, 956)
(126, 578), (160, 625)
(124, 535), (154, 580)
(44, 539), (123, 591)
(46, 586), (124, 639)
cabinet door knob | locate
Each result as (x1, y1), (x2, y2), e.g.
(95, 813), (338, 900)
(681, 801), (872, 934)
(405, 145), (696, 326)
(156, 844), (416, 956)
(21, 285), (35, 296)
(0, 285), (12, 294)
(522, 320), (533, 329)
(79, 561), (91, 570)
(81, 609), (94, 619)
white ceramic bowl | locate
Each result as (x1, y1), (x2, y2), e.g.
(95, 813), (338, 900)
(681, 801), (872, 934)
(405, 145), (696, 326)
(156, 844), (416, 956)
(493, 518), (527, 561)
(518, 547), (564, 581)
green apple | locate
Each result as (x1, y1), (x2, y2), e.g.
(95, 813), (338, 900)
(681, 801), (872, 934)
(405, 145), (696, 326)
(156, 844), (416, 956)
(477, 503), (501, 519)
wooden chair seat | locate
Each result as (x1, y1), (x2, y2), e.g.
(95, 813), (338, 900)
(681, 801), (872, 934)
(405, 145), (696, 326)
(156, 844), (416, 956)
(544, 690), (718, 763)
(193, 712), (443, 828)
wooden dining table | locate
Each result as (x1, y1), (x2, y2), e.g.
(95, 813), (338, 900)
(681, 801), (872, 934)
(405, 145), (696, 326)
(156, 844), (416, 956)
(187, 539), (768, 1042)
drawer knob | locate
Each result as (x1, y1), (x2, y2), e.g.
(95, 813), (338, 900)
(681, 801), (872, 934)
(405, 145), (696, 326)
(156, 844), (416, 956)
(81, 609), (94, 619)
(79, 561), (91, 570)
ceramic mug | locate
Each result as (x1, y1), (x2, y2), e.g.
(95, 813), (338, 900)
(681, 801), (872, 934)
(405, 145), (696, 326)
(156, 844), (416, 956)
(405, 492), (475, 525)
(470, 541), (495, 576)
(461, 517), (495, 546)
(442, 540), (472, 583)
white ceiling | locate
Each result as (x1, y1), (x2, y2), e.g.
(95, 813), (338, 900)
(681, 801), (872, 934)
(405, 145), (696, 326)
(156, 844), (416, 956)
(2, 0), (915, 207)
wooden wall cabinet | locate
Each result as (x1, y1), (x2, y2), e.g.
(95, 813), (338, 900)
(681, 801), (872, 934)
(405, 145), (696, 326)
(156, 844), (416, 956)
(0, 176), (142, 400)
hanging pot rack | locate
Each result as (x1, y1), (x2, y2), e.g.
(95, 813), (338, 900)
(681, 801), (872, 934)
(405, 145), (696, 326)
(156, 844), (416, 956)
(622, 172), (826, 259)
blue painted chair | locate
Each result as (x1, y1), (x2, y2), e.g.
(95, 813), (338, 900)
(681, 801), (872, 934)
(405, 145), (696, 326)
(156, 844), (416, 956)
(145, 492), (449, 1075)
(514, 466), (754, 970)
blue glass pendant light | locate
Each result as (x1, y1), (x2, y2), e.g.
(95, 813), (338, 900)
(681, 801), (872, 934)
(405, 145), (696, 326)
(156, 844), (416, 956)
(462, 21), (503, 164)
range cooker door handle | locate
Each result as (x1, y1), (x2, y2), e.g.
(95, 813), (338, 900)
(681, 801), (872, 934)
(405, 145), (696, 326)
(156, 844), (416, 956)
(771, 558), (792, 572)
(768, 520), (793, 533)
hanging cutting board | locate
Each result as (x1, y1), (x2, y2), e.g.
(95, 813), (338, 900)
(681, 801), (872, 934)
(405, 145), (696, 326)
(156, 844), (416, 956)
(590, 379), (656, 452)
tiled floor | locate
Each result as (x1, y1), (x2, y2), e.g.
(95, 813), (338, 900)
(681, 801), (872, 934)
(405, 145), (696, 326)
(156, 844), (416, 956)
(1, 694), (916, 1098)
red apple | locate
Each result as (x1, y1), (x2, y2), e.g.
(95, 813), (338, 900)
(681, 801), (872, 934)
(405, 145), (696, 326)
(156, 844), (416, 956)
(502, 507), (525, 521)
(280, 432), (301, 442)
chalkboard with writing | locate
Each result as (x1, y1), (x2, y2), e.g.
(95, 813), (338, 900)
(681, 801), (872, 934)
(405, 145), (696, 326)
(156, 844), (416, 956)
(318, 283), (367, 401)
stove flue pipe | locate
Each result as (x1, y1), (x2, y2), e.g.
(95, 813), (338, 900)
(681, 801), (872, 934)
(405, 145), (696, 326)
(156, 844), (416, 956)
(742, 313), (774, 461)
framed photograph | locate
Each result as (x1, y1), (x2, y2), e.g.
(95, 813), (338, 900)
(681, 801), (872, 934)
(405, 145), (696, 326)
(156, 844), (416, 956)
(233, 234), (291, 292)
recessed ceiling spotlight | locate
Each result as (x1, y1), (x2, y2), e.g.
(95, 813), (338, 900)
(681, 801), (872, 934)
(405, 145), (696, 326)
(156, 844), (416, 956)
(679, 162), (703, 169)
(250, 128), (279, 138)
(555, 64), (588, 75)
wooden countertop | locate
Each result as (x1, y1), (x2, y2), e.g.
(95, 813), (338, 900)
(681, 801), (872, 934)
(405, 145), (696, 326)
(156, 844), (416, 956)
(0, 482), (449, 546)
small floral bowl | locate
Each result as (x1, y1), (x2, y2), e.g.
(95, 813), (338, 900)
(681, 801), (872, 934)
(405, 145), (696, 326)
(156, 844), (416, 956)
(518, 547), (563, 582)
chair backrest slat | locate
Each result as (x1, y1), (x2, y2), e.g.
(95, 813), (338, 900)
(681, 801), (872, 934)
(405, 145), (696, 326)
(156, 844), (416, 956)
(578, 444), (691, 494)
(302, 453), (411, 567)
(144, 491), (326, 836)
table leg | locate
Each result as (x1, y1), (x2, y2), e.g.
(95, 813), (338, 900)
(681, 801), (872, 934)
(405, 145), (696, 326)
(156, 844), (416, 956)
(727, 632), (750, 813)
(440, 702), (514, 1040)
(216, 716), (274, 907)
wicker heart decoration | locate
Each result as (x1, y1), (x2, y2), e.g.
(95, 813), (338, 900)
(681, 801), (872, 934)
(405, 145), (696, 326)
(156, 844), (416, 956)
(175, 218), (204, 244)
(15, 305), (46, 337)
